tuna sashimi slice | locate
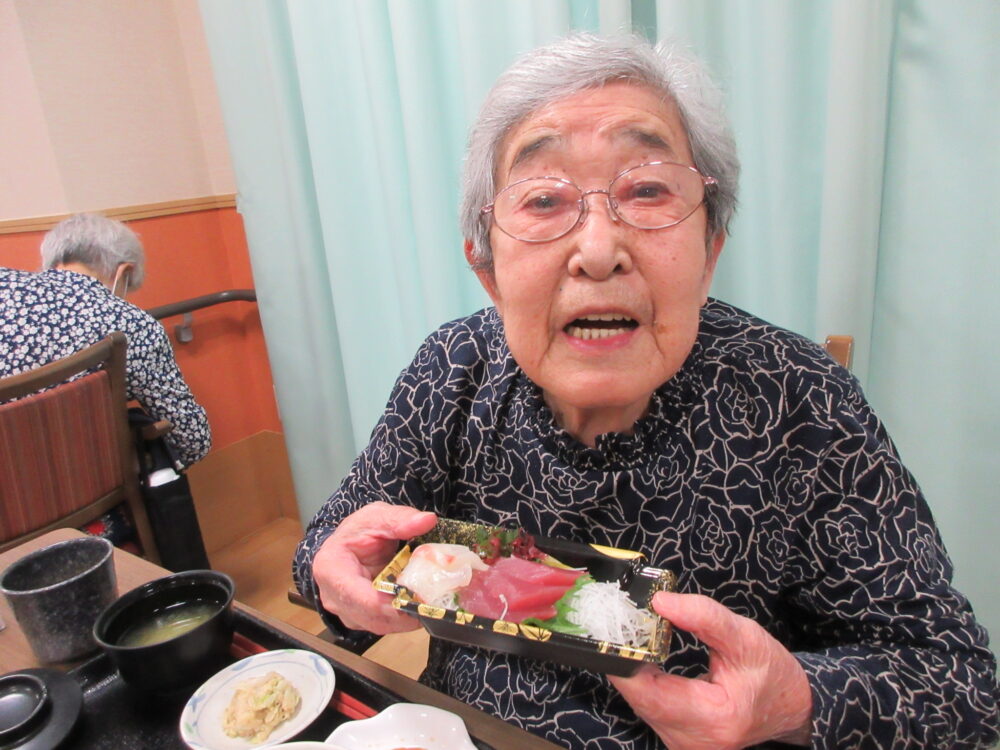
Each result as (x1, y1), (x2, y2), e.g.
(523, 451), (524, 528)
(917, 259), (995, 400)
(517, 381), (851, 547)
(490, 556), (585, 587)
(496, 583), (572, 610)
(459, 581), (568, 619)
(457, 557), (583, 621)
(502, 604), (558, 623)
(459, 584), (561, 622)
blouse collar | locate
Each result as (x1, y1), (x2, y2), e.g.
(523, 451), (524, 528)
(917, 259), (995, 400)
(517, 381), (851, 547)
(517, 337), (704, 471)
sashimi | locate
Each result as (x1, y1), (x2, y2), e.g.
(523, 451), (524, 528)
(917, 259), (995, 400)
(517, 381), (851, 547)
(457, 556), (584, 621)
(459, 579), (569, 620)
(459, 580), (560, 622)
(459, 586), (556, 622)
(396, 543), (488, 606)
(488, 555), (585, 587)
(461, 561), (655, 646)
(392, 531), (659, 649)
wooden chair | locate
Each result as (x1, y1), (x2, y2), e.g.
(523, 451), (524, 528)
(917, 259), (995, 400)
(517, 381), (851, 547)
(0, 332), (160, 562)
(824, 335), (855, 369)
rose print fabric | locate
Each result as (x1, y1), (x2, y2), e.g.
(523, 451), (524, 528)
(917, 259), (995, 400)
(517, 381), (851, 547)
(294, 300), (999, 749)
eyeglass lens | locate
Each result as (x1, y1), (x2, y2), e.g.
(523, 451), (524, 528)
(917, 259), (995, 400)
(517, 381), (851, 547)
(491, 163), (708, 243)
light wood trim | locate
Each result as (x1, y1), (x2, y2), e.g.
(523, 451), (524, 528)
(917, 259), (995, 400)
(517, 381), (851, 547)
(187, 430), (299, 554)
(0, 194), (237, 235)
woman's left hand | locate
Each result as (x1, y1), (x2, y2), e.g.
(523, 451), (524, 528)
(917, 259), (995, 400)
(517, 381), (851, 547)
(609, 592), (813, 750)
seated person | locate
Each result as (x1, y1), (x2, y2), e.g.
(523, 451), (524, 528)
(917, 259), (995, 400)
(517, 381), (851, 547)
(0, 213), (211, 548)
(293, 34), (999, 749)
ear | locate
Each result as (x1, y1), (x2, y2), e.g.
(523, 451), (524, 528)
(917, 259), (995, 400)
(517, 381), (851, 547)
(465, 239), (502, 305)
(112, 262), (136, 296)
(699, 233), (725, 303)
(463, 239), (477, 267)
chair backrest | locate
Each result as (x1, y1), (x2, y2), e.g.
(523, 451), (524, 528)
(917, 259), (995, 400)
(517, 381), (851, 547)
(0, 332), (159, 562)
(824, 335), (854, 370)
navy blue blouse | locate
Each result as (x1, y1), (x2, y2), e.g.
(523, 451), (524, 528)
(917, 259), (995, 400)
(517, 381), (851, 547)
(294, 299), (999, 749)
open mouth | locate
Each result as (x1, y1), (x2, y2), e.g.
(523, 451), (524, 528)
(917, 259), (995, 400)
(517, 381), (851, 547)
(564, 313), (639, 340)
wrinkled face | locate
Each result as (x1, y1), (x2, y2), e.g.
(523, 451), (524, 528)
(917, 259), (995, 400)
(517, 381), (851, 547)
(472, 83), (723, 433)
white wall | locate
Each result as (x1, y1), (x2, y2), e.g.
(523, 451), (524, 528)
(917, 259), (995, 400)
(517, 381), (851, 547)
(0, 0), (234, 220)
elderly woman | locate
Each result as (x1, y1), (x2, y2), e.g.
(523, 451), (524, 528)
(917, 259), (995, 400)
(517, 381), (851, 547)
(294, 34), (999, 749)
(0, 213), (210, 468)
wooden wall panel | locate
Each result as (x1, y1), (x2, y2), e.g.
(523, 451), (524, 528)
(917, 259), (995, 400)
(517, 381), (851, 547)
(188, 430), (299, 553)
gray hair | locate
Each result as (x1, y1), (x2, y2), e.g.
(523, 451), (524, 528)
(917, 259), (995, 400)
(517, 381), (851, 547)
(40, 213), (145, 290)
(460, 32), (740, 271)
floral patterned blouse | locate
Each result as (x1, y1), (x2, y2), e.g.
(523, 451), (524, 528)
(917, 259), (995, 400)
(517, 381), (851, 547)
(0, 268), (210, 467)
(294, 300), (999, 749)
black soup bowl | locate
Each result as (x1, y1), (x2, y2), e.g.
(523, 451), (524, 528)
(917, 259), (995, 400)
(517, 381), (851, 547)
(93, 570), (235, 694)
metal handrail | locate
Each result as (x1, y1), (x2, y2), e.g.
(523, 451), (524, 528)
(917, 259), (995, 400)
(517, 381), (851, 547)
(146, 289), (257, 320)
(146, 289), (257, 344)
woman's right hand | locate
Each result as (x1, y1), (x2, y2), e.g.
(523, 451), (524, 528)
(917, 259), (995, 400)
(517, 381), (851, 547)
(311, 501), (437, 633)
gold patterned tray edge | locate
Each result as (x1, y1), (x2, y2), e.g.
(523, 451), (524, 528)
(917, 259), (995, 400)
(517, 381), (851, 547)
(372, 524), (677, 663)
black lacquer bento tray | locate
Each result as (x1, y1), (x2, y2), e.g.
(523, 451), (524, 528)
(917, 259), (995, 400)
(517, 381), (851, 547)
(374, 518), (677, 677)
(55, 607), (494, 749)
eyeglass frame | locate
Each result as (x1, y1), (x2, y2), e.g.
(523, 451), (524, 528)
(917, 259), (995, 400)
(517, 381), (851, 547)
(480, 161), (718, 244)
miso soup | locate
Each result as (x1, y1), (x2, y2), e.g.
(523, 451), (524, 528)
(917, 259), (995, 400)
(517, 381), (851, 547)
(117, 601), (219, 647)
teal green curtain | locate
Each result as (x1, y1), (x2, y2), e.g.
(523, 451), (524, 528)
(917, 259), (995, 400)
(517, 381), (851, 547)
(199, 0), (1000, 639)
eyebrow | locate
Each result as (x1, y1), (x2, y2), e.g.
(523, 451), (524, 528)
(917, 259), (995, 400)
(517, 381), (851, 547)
(506, 126), (679, 175)
(508, 134), (560, 172)
(620, 127), (677, 157)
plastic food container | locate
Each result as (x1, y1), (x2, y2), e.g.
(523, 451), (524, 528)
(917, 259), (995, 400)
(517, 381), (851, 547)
(374, 518), (676, 676)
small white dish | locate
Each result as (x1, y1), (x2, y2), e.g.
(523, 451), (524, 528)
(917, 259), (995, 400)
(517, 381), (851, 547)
(180, 649), (335, 749)
(326, 702), (476, 750)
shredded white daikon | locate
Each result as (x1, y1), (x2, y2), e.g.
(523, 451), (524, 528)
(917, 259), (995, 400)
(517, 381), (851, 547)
(566, 582), (656, 647)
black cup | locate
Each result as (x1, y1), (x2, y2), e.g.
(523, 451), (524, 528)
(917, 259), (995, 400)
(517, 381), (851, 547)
(93, 570), (235, 693)
(0, 537), (116, 663)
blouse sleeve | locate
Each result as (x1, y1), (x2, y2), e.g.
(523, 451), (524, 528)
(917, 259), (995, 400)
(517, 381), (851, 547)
(292, 328), (467, 642)
(123, 316), (211, 468)
(789, 388), (999, 748)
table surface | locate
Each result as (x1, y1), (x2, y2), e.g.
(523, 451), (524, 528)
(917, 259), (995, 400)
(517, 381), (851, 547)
(0, 529), (561, 750)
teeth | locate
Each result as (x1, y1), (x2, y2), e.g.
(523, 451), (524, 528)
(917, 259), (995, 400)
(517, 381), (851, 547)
(564, 313), (636, 340)
(579, 313), (629, 322)
(566, 325), (631, 340)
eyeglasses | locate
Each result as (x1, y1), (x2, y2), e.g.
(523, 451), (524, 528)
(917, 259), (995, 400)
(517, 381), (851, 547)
(481, 161), (717, 243)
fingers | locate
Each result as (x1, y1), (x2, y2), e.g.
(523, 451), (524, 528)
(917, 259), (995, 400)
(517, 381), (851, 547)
(610, 664), (739, 749)
(334, 503), (437, 571)
(392, 506), (439, 539)
(611, 665), (715, 716)
(338, 502), (437, 542)
(339, 603), (422, 634)
(650, 591), (743, 656)
(312, 503), (437, 634)
(314, 540), (415, 633)
(611, 593), (814, 748)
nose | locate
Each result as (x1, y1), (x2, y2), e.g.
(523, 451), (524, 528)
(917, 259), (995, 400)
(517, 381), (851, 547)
(567, 190), (633, 279)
